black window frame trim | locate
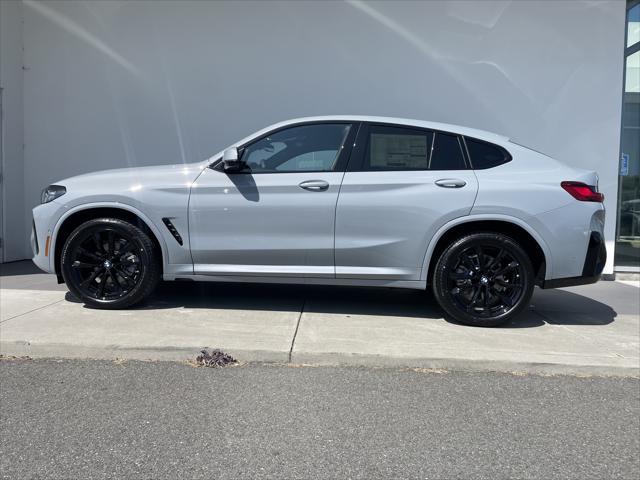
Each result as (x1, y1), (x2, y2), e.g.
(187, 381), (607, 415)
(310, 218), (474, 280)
(626, 0), (640, 56)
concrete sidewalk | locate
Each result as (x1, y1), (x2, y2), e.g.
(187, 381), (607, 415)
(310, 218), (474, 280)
(1, 261), (638, 375)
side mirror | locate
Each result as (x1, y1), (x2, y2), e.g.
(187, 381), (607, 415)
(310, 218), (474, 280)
(222, 147), (244, 172)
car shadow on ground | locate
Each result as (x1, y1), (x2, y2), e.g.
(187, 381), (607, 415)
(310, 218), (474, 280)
(64, 281), (617, 329)
(0, 261), (43, 277)
(3, 261), (620, 328)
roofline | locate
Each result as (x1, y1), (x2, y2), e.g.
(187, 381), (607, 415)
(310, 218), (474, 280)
(270, 115), (510, 142)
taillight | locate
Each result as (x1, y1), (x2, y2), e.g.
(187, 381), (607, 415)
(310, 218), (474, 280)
(561, 181), (604, 202)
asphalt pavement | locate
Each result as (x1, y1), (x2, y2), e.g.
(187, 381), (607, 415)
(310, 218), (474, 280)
(1, 358), (638, 479)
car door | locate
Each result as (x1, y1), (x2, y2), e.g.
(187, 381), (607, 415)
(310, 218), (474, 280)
(189, 122), (356, 278)
(335, 123), (478, 281)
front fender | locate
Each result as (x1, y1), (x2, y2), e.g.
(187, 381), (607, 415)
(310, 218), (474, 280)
(50, 201), (170, 273)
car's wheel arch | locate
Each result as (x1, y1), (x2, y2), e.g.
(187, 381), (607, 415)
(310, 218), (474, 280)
(52, 203), (167, 282)
(420, 215), (552, 285)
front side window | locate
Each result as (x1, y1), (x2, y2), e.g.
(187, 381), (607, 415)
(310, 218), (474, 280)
(364, 125), (466, 171)
(241, 123), (351, 173)
(465, 137), (511, 169)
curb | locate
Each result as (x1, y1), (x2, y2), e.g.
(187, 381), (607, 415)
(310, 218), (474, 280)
(291, 351), (640, 377)
(2, 341), (638, 377)
(0, 341), (289, 363)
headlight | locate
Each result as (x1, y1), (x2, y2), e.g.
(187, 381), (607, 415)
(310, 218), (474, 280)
(41, 185), (66, 204)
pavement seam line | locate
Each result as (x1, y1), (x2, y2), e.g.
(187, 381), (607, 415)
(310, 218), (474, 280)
(0, 299), (66, 324)
(288, 298), (305, 362)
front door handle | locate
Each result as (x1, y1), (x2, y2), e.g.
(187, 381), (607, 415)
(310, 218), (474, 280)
(299, 180), (329, 191)
(435, 178), (467, 188)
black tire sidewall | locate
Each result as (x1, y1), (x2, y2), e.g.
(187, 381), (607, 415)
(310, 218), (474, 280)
(433, 233), (535, 327)
(61, 218), (159, 309)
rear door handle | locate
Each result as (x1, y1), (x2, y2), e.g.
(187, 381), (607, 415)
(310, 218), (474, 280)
(299, 180), (329, 191)
(435, 178), (466, 188)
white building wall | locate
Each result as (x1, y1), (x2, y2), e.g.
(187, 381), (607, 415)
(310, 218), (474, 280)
(2, 0), (627, 273)
(0, 0), (25, 261)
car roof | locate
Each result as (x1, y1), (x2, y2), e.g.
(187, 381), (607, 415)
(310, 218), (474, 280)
(257, 115), (509, 143)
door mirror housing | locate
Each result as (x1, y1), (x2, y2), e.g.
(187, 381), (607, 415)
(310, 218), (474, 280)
(222, 147), (244, 172)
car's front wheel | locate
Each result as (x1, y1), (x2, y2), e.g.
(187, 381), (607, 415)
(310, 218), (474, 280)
(61, 218), (160, 309)
(432, 233), (535, 327)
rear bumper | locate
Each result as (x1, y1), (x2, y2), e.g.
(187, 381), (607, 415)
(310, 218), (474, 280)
(541, 231), (606, 289)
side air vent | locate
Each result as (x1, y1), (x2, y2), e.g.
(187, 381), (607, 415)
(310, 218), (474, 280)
(162, 217), (184, 245)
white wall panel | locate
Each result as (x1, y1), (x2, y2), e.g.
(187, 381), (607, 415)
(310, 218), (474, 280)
(7, 0), (628, 271)
(0, 0), (26, 261)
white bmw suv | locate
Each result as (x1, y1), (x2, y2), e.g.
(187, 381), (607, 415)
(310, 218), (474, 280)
(32, 116), (606, 327)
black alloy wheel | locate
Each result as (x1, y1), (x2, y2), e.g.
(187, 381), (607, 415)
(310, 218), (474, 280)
(433, 233), (535, 327)
(61, 218), (160, 309)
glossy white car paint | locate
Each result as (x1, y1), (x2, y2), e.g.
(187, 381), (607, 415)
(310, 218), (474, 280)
(190, 169), (344, 277)
(335, 169), (479, 280)
(32, 116), (605, 289)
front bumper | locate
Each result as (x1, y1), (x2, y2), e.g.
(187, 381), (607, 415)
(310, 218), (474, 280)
(30, 219), (39, 255)
(541, 231), (606, 289)
(31, 217), (51, 273)
(31, 200), (66, 274)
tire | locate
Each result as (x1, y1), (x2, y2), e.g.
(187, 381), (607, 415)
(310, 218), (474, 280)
(61, 218), (160, 309)
(432, 232), (534, 327)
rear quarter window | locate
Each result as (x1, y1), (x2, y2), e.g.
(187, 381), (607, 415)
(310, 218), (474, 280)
(465, 137), (511, 169)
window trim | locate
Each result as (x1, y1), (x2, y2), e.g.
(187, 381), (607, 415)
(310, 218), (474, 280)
(346, 121), (471, 172)
(462, 135), (513, 170)
(212, 121), (360, 174)
(626, 0), (640, 55)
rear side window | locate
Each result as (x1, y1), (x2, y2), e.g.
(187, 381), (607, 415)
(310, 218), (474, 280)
(368, 126), (429, 170)
(465, 137), (511, 169)
(430, 132), (466, 170)
(364, 125), (467, 171)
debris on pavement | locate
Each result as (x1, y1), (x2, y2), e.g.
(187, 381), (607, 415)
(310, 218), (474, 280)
(0, 355), (32, 362)
(405, 367), (449, 375)
(194, 349), (237, 368)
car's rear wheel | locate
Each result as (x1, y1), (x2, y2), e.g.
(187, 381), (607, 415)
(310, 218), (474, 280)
(432, 233), (534, 327)
(61, 218), (160, 309)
